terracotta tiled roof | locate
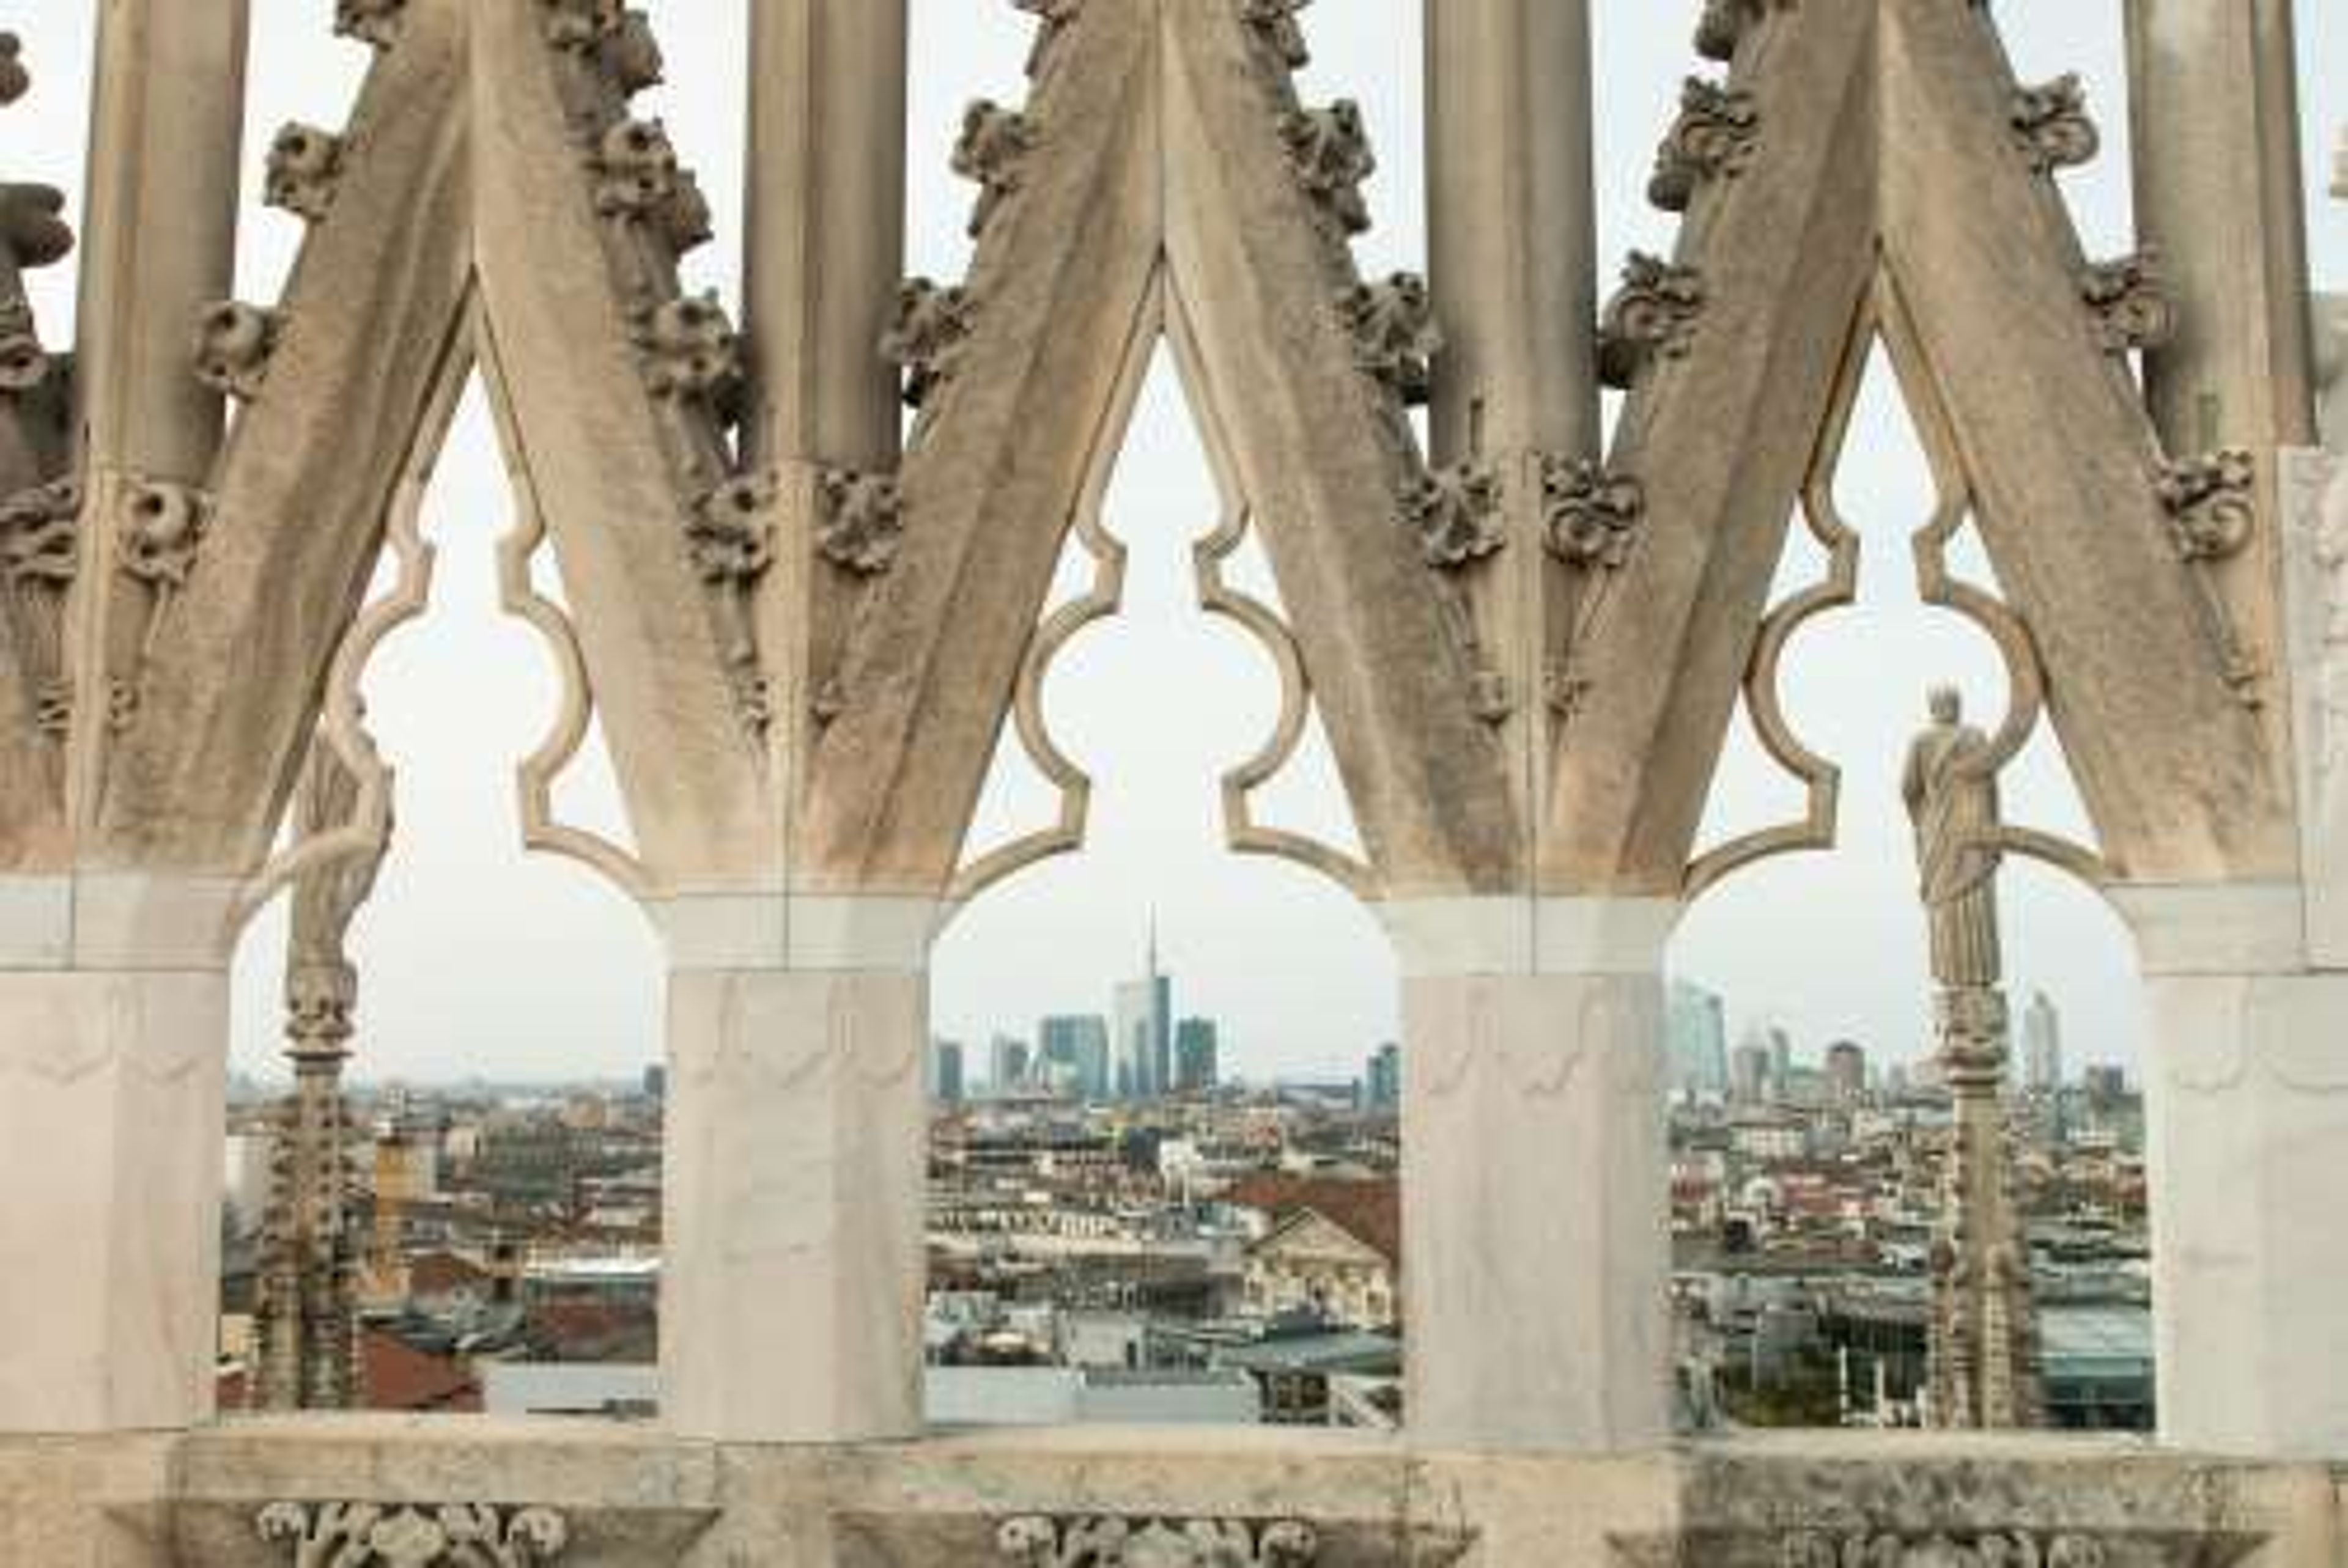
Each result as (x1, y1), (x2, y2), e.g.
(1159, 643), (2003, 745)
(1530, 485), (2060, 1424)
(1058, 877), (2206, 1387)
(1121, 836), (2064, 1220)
(1227, 1175), (1401, 1268)
(407, 1250), (490, 1297)
(362, 1329), (481, 1413)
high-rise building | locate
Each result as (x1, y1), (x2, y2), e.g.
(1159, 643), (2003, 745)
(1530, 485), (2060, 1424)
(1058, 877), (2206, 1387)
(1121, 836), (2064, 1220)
(641, 1063), (666, 1102)
(989, 1034), (1032, 1095)
(1365, 1042), (1402, 1109)
(1767, 1025), (1795, 1094)
(930, 1038), (965, 1105)
(2023, 990), (2063, 1094)
(1729, 1037), (1771, 1105)
(1825, 1040), (1867, 1103)
(1173, 1017), (1219, 1093)
(1038, 1014), (1112, 1102)
(1113, 922), (1173, 1100)
(1666, 979), (1729, 1096)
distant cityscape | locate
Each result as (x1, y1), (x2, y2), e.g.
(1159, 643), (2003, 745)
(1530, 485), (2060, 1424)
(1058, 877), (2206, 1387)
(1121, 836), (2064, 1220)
(217, 938), (2149, 1434)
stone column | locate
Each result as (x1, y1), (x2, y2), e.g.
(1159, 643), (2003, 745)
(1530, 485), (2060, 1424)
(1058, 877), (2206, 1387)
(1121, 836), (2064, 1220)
(0, 875), (240, 1432)
(1423, 0), (1599, 467)
(743, 0), (907, 475)
(647, 894), (934, 1441)
(2125, 0), (2315, 452)
(2115, 884), (2348, 1457)
(1384, 898), (1675, 1450)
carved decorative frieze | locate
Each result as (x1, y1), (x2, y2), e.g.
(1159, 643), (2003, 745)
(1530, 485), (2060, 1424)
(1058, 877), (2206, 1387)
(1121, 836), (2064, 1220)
(2155, 449), (2258, 564)
(818, 469), (906, 577)
(953, 100), (1036, 238)
(539, 0), (624, 51)
(1280, 101), (1375, 236)
(630, 292), (740, 401)
(2080, 251), (2175, 355)
(2010, 75), (2099, 175)
(265, 123), (345, 224)
(1781, 1530), (2114, 1567)
(333, 0), (407, 50)
(1543, 458), (1647, 572)
(1340, 273), (1441, 406)
(1598, 252), (1705, 388)
(192, 300), (283, 402)
(1407, 462), (1504, 570)
(256, 1502), (570, 1568)
(1650, 78), (1760, 213)
(0, 476), (76, 735)
(995, 1515), (1320, 1567)
(589, 117), (680, 220)
(1241, 0), (1314, 71)
(882, 278), (976, 411)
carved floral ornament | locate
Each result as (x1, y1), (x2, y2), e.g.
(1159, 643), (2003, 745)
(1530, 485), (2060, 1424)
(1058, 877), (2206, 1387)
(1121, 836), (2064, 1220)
(1598, 252), (1705, 388)
(334, 0), (407, 51)
(953, 98), (1036, 238)
(1407, 461), (1504, 570)
(818, 468), (906, 576)
(193, 299), (282, 402)
(883, 277), (976, 410)
(1280, 100), (1375, 236)
(0, 291), (46, 391)
(265, 122), (345, 223)
(1650, 76), (1761, 212)
(1543, 458), (1647, 572)
(2154, 448), (2258, 563)
(256, 1501), (569, 1568)
(630, 292), (740, 401)
(1340, 273), (1441, 405)
(1240, 0), (1314, 70)
(119, 477), (213, 589)
(1695, 0), (1779, 63)
(996, 1515), (1320, 1568)
(2010, 73), (2100, 174)
(2079, 251), (2176, 356)
(539, 0), (626, 51)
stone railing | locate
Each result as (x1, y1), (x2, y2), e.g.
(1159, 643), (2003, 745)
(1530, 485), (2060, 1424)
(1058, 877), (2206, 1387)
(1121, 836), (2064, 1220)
(4, 1421), (2335, 1567)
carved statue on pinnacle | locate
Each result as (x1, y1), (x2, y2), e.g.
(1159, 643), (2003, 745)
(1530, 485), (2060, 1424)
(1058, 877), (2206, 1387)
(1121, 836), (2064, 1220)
(1902, 685), (2004, 991)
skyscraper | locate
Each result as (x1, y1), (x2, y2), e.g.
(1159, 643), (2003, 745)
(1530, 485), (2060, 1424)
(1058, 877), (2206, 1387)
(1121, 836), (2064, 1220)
(1365, 1042), (1401, 1109)
(1039, 1014), (1112, 1102)
(2023, 990), (2063, 1094)
(1113, 921), (1172, 1100)
(1174, 1018), (1219, 1094)
(930, 1039), (965, 1105)
(989, 1034), (1032, 1095)
(1825, 1040), (1867, 1103)
(1666, 979), (1729, 1096)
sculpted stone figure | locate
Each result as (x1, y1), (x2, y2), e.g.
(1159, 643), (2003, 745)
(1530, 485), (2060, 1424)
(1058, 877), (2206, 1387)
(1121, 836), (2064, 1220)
(1902, 686), (2003, 989)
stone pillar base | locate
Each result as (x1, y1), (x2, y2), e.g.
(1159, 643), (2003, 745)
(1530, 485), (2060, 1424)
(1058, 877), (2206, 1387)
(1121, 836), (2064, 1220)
(1384, 897), (1675, 1450)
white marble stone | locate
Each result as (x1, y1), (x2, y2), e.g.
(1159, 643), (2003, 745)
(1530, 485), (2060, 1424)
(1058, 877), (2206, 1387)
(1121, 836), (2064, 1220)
(660, 965), (929, 1443)
(2108, 880), (2309, 976)
(2281, 449), (2348, 965)
(0, 971), (229, 1432)
(646, 893), (945, 973)
(1376, 896), (1680, 978)
(1397, 900), (1674, 1451)
(0, 876), (71, 971)
(2137, 966), (2348, 1457)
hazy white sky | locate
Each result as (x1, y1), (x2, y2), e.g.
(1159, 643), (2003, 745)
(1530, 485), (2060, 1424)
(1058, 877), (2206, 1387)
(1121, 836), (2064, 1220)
(12, 4), (2345, 1085)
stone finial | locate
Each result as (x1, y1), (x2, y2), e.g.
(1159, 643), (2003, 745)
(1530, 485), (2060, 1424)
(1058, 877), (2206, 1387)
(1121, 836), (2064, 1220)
(589, 118), (679, 219)
(333, 0), (407, 50)
(1280, 101), (1375, 236)
(257, 1502), (570, 1568)
(952, 100), (1035, 238)
(1241, 0), (1313, 70)
(881, 279), (976, 410)
(631, 292), (740, 400)
(541, 0), (624, 51)
(1340, 274), (1441, 405)
(119, 479), (212, 589)
(818, 469), (906, 576)
(2011, 74), (2099, 174)
(2155, 449), (2258, 562)
(1541, 459), (1647, 571)
(1598, 252), (1705, 388)
(193, 301), (283, 402)
(1406, 462), (1504, 570)
(1648, 78), (1760, 213)
(265, 124), (345, 224)
(2080, 251), (2176, 355)
(0, 32), (29, 107)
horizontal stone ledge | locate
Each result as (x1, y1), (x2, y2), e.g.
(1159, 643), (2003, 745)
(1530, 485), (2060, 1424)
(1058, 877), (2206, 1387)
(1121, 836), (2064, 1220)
(3, 1422), (2331, 1568)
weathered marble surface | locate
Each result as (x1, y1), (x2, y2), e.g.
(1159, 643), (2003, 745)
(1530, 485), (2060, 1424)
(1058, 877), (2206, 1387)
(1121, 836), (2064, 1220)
(1, 1424), (2339, 1568)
